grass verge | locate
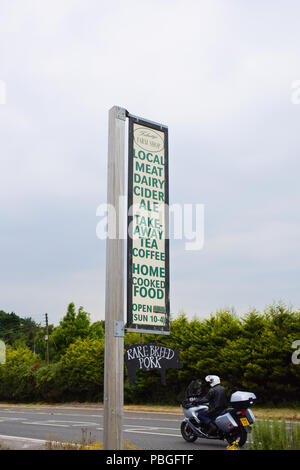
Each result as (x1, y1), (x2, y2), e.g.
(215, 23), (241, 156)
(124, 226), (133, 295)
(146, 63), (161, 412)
(124, 404), (300, 421)
(249, 418), (300, 450)
(45, 428), (140, 450)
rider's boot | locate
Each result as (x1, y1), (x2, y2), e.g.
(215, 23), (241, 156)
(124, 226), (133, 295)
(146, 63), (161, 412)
(206, 422), (217, 435)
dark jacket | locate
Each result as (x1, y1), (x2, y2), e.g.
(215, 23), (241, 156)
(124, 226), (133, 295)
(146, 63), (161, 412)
(199, 384), (227, 413)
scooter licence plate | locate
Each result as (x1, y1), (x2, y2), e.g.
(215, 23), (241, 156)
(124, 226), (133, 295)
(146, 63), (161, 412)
(240, 417), (250, 426)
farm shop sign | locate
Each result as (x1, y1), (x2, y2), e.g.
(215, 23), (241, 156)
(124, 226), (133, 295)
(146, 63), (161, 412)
(127, 116), (169, 335)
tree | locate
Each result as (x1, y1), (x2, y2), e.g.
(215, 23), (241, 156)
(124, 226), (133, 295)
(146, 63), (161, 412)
(49, 303), (91, 360)
(0, 310), (41, 350)
(89, 321), (105, 339)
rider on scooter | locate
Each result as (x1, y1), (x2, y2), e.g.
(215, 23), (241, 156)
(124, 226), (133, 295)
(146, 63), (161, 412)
(197, 375), (228, 435)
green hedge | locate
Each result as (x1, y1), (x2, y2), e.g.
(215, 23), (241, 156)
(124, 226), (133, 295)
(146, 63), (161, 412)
(0, 303), (299, 404)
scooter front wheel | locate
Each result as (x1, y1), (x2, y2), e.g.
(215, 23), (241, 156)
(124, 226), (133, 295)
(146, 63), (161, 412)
(180, 421), (198, 442)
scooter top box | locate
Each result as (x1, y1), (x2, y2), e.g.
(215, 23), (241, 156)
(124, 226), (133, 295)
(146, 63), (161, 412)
(230, 391), (256, 409)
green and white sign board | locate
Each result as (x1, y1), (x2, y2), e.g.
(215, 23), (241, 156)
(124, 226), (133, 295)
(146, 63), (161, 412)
(127, 115), (170, 335)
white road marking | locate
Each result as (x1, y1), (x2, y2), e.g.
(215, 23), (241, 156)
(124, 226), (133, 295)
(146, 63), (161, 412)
(124, 424), (179, 431)
(20, 420), (99, 428)
(0, 434), (46, 444)
(95, 425), (180, 437)
(124, 429), (181, 437)
(123, 424), (180, 436)
(22, 421), (69, 427)
(66, 421), (99, 427)
(125, 416), (180, 422)
(0, 417), (28, 422)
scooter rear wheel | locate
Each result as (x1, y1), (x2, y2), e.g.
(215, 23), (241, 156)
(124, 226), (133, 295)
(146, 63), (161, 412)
(226, 427), (247, 448)
(180, 421), (198, 442)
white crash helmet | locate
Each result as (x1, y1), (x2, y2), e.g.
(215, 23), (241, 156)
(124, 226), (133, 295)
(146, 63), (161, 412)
(205, 375), (220, 387)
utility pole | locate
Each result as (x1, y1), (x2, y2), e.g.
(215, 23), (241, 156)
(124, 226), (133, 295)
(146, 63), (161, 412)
(103, 106), (126, 450)
(45, 313), (49, 365)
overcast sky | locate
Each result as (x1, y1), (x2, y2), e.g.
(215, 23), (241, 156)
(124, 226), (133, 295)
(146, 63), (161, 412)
(1, 0), (300, 326)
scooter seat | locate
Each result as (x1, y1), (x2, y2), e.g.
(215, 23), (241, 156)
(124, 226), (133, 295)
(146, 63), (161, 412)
(216, 407), (234, 416)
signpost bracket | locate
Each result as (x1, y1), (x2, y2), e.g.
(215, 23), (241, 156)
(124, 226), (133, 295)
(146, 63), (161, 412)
(114, 320), (125, 337)
(116, 107), (126, 121)
(126, 112), (168, 130)
(126, 327), (170, 336)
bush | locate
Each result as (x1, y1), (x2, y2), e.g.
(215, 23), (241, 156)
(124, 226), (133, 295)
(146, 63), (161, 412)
(35, 362), (66, 402)
(0, 302), (299, 405)
(59, 337), (105, 401)
(0, 345), (40, 402)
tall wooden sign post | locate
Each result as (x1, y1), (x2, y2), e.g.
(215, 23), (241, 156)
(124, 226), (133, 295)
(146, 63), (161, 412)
(103, 106), (169, 450)
(103, 106), (126, 450)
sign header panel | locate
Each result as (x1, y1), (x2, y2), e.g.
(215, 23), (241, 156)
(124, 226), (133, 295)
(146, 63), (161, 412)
(127, 116), (169, 334)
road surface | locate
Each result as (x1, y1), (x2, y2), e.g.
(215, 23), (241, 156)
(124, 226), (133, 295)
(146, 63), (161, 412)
(0, 404), (229, 450)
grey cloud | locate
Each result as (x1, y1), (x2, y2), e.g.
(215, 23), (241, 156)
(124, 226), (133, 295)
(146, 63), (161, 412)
(1, 0), (300, 323)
